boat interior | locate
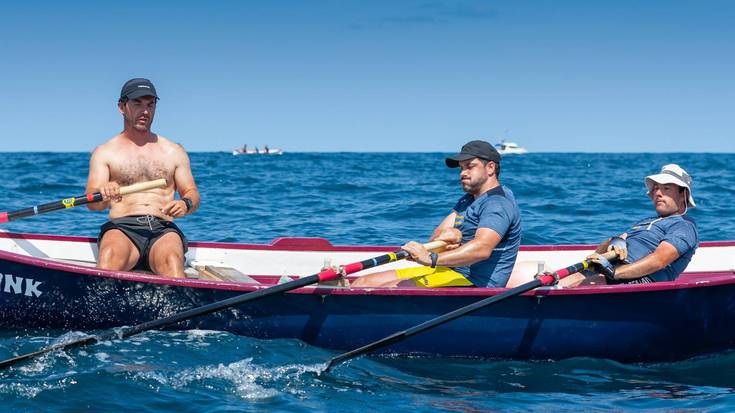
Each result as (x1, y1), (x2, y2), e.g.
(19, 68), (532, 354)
(1, 232), (734, 289)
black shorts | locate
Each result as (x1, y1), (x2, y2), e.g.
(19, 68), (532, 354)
(621, 276), (655, 284)
(98, 215), (188, 271)
(608, 275), (655, 284)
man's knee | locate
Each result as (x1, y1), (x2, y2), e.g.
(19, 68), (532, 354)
(163, 252), (184, 270)
(154, 252), (185, 277)
(351, 270), (399, 288)
(149, 235), (186, 277)
(97, 245), (115, 266)
(98, 244), (136, 270)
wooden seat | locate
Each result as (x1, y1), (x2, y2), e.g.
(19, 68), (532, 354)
(190, 265), (259, 284)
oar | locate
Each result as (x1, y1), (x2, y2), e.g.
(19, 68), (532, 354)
(0, 179), (168, 223)
(323, 250), (618, 372)
(0, 240), (446, 369)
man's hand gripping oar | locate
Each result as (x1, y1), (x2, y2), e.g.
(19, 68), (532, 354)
(0, 240), (446, 370)
(0, 179), (167, 223)
(324, 250), (620, 372)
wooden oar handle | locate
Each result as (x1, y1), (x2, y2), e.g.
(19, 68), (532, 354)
(119, 179), (167, 195)
(423, 240), (448, 252)
(601, 250), (618, 261)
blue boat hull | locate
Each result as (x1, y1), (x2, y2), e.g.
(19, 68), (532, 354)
(2, 256), (734, 362)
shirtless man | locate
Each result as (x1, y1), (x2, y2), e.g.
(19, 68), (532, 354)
(86, 78), (200, 278)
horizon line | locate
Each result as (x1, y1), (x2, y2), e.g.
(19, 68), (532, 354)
(1, 150), (734, 154)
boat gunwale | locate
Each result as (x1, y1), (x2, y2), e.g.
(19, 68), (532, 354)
(0, 231), (734, 297)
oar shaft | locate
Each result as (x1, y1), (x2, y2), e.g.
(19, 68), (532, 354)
(111, 273), (322, 340)
(326, 279), (544, 369)
(0, 179), (167, 223)
(0, 274), (324, 369)
(0, 336), (97, 369)
(109, 244), (446, 339)
(324, 250), (618, 371)
(0, 240), (445, 370)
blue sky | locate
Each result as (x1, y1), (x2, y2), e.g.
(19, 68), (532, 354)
(0, 0), (732, 152)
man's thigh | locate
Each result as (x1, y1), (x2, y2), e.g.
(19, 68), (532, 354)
(350, 270), (400, 287)
(147, 232), (185, 273)
(98, 229), (140, 271)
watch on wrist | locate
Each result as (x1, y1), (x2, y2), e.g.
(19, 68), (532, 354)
(182, 197), (193, 212)
(429, 252), (439, 269)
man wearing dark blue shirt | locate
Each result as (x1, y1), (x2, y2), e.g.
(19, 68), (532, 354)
(351, 140), (522, 288)
(563, 164), (699, 286)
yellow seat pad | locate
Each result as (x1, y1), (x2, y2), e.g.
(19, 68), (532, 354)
(395, 266), (474, 288)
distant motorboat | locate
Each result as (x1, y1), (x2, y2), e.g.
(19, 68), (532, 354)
(232, 147), (284, 156)
(495, 141), (528, 155)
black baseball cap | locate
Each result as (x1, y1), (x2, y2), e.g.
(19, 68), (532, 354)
(445, 140), (501, 168)
(119, 78), (159, 101)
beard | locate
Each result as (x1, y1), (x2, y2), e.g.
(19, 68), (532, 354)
(133, 122), (150, 132)
(125, 114), (152, 132)
(461, 180), (482, 194)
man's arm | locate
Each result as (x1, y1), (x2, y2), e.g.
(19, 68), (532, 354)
(429, 212), (461, 245)
(432, 227), (500, 267)
(613, 241), (680, 280)
(85, 147), (112, 211)
(403, 227), (501, 268)
(162, 148), (200, 217)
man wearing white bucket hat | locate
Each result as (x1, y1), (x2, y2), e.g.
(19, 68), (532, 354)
(562, 164), (699, 286)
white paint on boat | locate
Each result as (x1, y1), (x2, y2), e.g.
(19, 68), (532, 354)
(0, 233), (732, 287)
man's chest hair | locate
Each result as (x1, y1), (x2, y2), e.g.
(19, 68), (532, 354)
(109, 158), (173, 186)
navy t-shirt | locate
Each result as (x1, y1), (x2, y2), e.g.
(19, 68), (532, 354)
(625, 214), (698, 282)
(450, 185), (522, 287)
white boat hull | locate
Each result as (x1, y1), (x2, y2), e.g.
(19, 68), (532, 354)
(497, 148), (528, 155)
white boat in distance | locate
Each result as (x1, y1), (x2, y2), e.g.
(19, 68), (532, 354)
(495, 140), (528, 155)
(232, 146), (284, 156)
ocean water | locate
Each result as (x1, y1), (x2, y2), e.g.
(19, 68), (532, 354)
(1, 151), (734, 412)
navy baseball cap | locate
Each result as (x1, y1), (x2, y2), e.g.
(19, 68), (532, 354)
(445, 140), (501, 168)
(119, 78), (159, 101)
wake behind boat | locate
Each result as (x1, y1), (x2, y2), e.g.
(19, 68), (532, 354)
(1, 230), (734, 362)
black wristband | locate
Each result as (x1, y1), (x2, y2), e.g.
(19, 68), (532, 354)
(604, 267), (617, 283)
(182, 197), (193, 212)
(429, 252), (439, 269)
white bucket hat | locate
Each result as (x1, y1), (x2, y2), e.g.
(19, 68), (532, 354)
(645, 164), (696, 208)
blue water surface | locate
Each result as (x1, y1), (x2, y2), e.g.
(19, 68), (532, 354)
(1, 152), (734, 412)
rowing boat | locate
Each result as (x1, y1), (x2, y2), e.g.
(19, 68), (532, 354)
(1, 231), (733, 362)
(232, 147), (284, 155)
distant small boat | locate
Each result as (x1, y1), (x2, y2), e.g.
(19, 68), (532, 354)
(495, 141), (528, 155)
(232, 147), (284, 156)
